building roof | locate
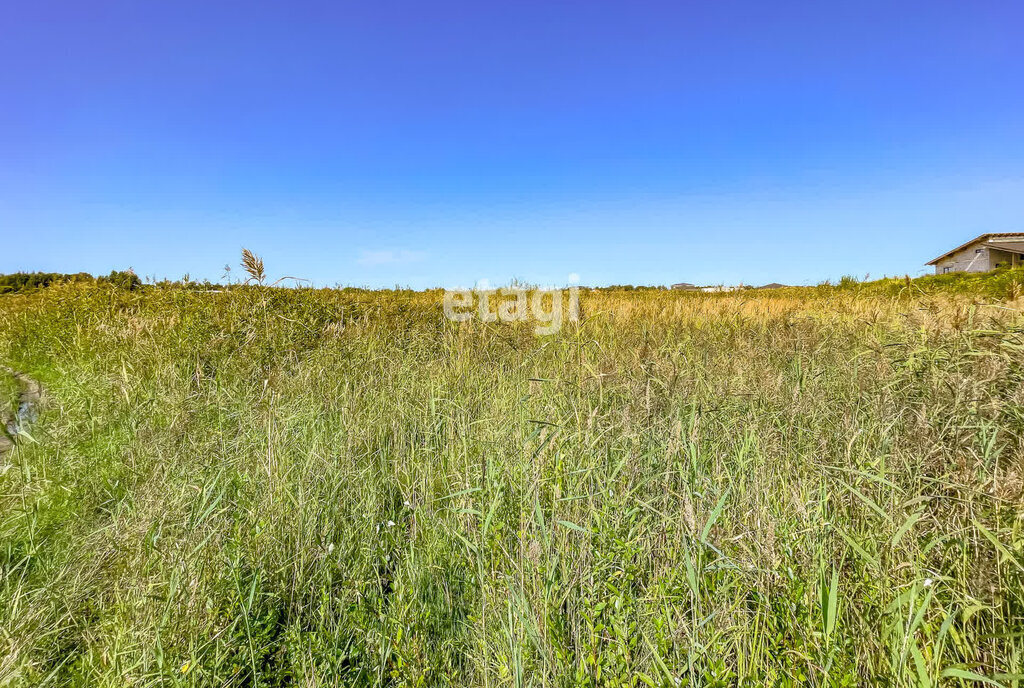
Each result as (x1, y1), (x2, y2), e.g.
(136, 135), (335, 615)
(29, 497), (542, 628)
(988, 240), (1024, 254)
(926, 233), (1024, 265)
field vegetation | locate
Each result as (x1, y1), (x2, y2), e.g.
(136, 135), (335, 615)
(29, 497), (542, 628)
(1, 265), (1023, 686)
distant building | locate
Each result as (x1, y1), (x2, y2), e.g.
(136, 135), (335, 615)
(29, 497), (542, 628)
(672, 282), (749, 292)
(697, 284), (744, 293)
(927, 233), (1024, 274)
(757, 283), (788, 289)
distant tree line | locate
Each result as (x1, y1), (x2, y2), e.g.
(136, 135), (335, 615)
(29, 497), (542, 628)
(0, 270), (142, 294)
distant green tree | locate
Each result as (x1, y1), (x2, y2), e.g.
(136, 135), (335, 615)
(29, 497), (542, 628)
(0, 270), (142, 294)
(98, 270), (142, 291)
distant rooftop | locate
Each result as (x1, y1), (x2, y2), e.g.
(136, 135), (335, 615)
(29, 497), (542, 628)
(927, 233), (1024, 265)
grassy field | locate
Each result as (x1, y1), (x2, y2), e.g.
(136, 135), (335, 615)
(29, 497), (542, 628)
(1, 272), (1023, 686)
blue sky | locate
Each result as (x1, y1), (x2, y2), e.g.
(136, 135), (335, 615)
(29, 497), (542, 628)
(2, 1), (1023, 288)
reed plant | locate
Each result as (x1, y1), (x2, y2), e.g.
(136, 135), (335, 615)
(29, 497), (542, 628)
(0, 268), (1022, 686)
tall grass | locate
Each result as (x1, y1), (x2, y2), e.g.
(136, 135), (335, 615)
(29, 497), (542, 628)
(0, 276), (1022, 686)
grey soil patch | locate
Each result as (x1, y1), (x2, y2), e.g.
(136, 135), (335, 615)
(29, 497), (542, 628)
(0, 366), (43, 456)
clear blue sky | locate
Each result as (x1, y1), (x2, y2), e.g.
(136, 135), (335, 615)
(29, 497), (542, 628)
(3, 1), (1023, 288)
